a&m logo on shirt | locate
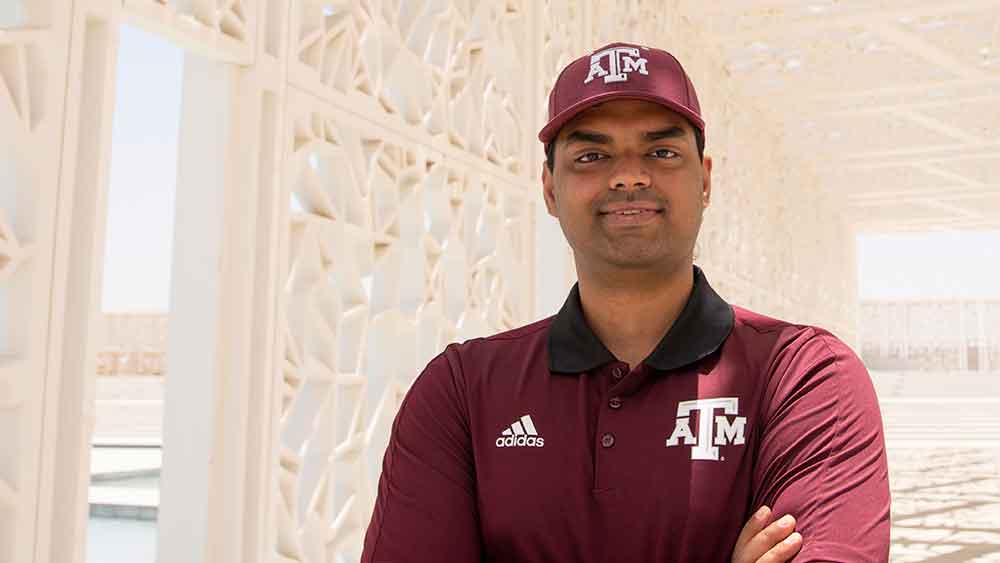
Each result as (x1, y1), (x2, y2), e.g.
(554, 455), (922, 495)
(665, 397), (746, 461)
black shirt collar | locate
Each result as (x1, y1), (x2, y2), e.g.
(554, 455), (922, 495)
(547, 265), (735, 373)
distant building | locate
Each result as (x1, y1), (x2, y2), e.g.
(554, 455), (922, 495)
(96, 313), (167, 375)
(859, 300), (1000, 372)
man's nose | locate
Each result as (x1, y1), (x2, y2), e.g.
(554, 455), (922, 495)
(609, 153), (650, 191)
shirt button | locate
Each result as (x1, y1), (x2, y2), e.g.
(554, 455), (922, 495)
(612, 367), (625, 380)
(609, 397), (623, 409)
(601, 433), (615, 448)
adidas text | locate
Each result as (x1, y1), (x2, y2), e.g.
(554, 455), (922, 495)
(496, 414), (545, 448)
(495, 435), (545, 448)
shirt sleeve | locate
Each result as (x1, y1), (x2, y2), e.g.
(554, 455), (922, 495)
(361, 344), (483, 563)
(751, 329), (891, 563)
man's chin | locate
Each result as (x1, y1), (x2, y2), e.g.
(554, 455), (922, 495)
(601, 252), (673, 271)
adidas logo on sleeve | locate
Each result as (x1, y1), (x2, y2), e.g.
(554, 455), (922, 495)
(496, 415), (545, 448)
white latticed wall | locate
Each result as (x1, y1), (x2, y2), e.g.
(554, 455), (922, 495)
(0, 2), (856, 563)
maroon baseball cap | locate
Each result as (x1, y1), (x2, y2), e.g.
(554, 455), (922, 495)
(538, 42), (704, 144)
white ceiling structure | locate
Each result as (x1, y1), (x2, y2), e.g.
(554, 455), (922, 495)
(688, 0), (1000, 232)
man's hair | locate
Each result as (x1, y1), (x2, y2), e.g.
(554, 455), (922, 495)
(545, 126), (705, 172)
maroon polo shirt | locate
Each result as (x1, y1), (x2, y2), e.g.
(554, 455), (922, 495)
(362, 266), (890, 562)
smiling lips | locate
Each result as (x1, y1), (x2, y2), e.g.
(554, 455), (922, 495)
(602, 209), (661, 215)
(598, 205), (664, 225)
(599, 204), (664, 216)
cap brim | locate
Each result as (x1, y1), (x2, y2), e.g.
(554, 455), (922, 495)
(537, 90), (706, 144)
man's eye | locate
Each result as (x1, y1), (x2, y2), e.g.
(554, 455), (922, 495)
(650, 148), (678, 159)
(575, 152), (605, 163)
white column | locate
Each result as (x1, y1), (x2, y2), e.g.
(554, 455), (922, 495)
(40, 4), (121, 563)
(0, 2), (103, 563)
(157, 54), (237, 563)
(157, 48), (274, 563)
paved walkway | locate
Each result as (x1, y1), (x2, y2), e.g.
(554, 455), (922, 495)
(880, 399), (1000, 448)
(874, 372), (1000, 561)
(888, 447), (1000, 562)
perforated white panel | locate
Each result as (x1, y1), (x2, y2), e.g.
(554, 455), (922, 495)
(272, 73), (534, 561)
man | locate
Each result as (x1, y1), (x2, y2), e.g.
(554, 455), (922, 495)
(361, 42), (890, 562)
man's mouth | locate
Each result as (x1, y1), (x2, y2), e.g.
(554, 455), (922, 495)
(600, 209), (664, 216)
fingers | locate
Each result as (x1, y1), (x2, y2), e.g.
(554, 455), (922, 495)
(733, 505), (772, 557)
(756, 531), (802, 563)
(732, 508), (800, 563)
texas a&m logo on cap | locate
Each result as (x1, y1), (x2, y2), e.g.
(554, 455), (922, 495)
(584, 45), (649, 84)
(665, 397), (746, 461)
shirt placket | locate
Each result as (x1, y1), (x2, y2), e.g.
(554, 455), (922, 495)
(592, 360), (637, 497)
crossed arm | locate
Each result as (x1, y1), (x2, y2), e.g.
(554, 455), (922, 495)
(747, 330), (891, 563)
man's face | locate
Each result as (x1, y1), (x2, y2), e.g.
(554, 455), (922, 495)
(542, 99), (713, 274)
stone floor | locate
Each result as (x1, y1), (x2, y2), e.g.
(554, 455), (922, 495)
(877, 371), (1000, 562)
(887, 446), (1000, 562)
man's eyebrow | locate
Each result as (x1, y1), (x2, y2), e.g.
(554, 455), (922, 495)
(644, 126), (687, 141)
(561, 126), (688, 146)
(562, 130), (612, 146)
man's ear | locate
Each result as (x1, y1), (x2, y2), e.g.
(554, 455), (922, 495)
(542, 162), (558, 217)
(701, 155), (713, 209)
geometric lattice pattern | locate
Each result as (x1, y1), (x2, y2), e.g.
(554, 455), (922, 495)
(291, 0), (529, 174)
(122, 0), (253, 62)
(274, 91), (533, 561)
(282, 15), (555, 559)
(276, 3), (537, 559)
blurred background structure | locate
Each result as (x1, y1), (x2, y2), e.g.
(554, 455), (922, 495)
(860, 300), (1000, 372)
(1, 1), (998, 563)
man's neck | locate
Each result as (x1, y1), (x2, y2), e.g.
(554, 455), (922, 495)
(576, 262), (695, 370)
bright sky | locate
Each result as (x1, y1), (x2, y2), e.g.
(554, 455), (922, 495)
(101, 26), (183, 313)
(101, 26), (1000, 313)
(856, 231), (1000, 300)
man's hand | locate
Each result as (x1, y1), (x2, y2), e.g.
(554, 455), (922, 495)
(731, 505), (802, 563)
